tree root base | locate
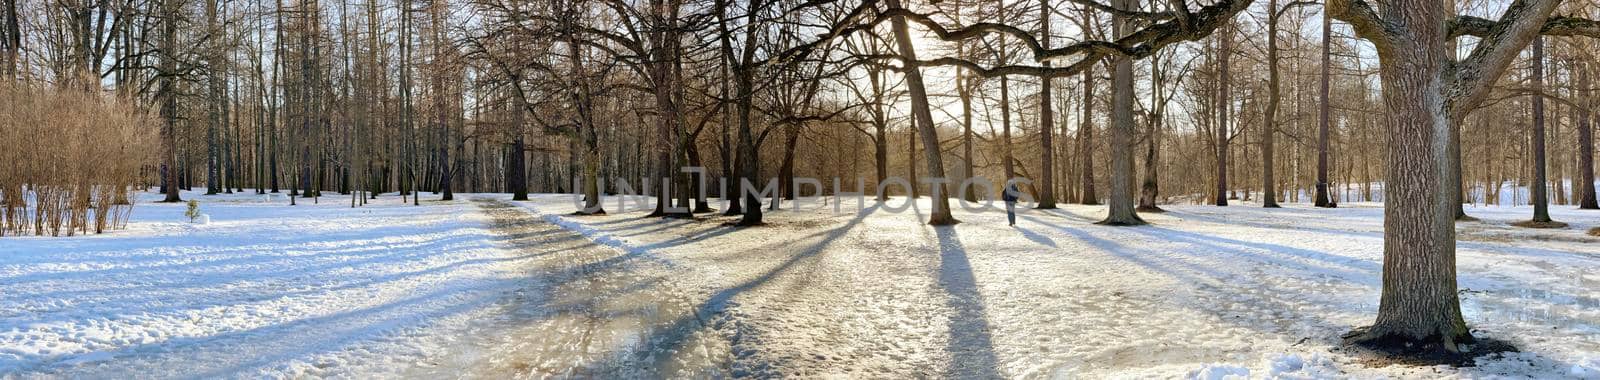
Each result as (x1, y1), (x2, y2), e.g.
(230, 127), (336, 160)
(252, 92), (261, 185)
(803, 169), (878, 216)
(571, 210), (607, 216)
(1587, 227), (1599, 237)
(1510, 220), (1568, 229)
(1095, 218), (1148, 227)
(1340, 327), (1517, 367)
(1135, 205), (1166, 213)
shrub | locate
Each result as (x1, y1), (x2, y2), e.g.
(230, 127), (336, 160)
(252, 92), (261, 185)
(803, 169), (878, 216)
(0, 82), (156, 236)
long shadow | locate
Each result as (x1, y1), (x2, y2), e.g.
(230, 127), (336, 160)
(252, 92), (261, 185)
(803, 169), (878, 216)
(1018, 214), (1203, 284)
(1127, 226), (1380, 281)
(5, 200), (578, 375)
(1015, 226), (1058, 248)
(1015, 214), (1353, 339)
(0, 233), (446, 284)
(17, 279), (510, 376)
(611, 218), (699, 239)
(1139, 212), (1600, 310)
(2, 217), (514, 328)
(1163, 208), (1378, 239)
(641, 223), (740, 251)
(1034, 208), (1100, 224)
(625, 205), (882, 373)
(933, 226), (1003, 379)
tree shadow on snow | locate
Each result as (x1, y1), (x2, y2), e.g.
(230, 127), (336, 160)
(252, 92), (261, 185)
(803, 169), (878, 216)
(1015, 214), (1355, 342)
(497, 204), (883, 376)
(933, 226), (1003, 379)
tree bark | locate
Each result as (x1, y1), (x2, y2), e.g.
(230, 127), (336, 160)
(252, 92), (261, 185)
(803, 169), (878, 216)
(1079, 69), (1098, 205)
(1099, 0), (1144, 226)
(960, 70), (977, 202)
(158, 0), (182, 203)
(1524, 36), (1557, 225)
(1328, 0), (1572, 352)
(1579, 60), (1598, 209)
(1137, 53), (1163, 212)
(1036, 0), (1057, 209)
(1001, 76), (1016, 182)
(887, 0), (957, 225)
(1215, 22), (1232, 207)
(1261, 0), (1283, 208)
(1314, 6), (1334, 208)
(1360, 1), (1469, 348)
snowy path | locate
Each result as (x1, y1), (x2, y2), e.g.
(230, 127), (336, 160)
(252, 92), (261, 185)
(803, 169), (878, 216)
(501, 195), (1600, 378)
(404, 199), (728, 378)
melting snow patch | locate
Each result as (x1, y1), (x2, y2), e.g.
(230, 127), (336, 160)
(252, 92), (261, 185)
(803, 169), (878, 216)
(1188, 363), (1250, 380)
(1266, 353), (1304, 375)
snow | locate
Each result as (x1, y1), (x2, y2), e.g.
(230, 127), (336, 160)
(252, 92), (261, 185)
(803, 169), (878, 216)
(1187, 364), (1249, 380)
(1, 189), (1597, 378)
(0, 190), (546, 377)
(502, 194), (1599, 378)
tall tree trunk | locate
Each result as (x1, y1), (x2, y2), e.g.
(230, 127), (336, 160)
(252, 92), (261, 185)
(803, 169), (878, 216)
(687, 135), (709, 212)
(1444, 0), (1469, 220)
(908, 120), (918, 199)
(1098, 0), (1144, 225)
(565, 31), (603, 214)
(1314, 9), (1334, 208)
(869, 67), (891, 201)
(870, 124), (887, 201)
(1215, 22), (1232, 207)
(508, 79), (529, 200)
(1355, 2), (1469, 348)
(204, 0), (222, 195)
(1579, 60), (1598, 209)
(727, 0), (762, 226)
(960, 72), (977, 202)
(1262, 0), (1283, 208)
(1523, 36), (1558, 225)
(158, 0), (181, 203)
(1079, 69), (1098, 205)
(1035, 0), (1057, 209)
(1137, 53), (1163, 212)
(1325, 0), (1582, 352)
(887, 0), (956, 225)
(1001, 76), (1016, 181)
(778, 123), (801, 204)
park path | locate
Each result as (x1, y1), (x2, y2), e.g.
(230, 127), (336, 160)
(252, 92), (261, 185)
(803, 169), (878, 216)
(404, 199), (729, 378)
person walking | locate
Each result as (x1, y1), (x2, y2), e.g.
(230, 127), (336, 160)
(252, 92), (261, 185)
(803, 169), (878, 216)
(1003, 182), (1020, 226)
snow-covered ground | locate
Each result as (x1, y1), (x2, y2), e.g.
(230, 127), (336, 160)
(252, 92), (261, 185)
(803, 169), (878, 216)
(0, 191), (550, 377)
(2, 189), (1598, 378)
(498, 195), (1600, 379)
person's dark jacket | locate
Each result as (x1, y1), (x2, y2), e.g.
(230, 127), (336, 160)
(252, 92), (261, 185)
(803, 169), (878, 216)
(1003, 186), (1019, 203)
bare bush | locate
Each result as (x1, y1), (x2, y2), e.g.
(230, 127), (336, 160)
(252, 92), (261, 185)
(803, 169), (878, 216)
(0, 82), (157, 237)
